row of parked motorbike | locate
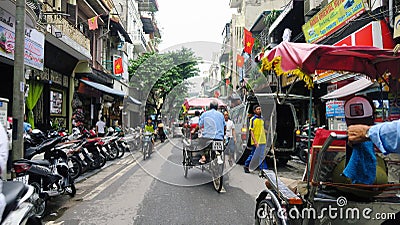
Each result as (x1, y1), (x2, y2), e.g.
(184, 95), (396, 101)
(5, 126), (144, 224)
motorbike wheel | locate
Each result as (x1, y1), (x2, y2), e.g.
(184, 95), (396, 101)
(111, 144), (119, 159)
(90, 153), (106, 169)
(66, 183), (76, 197)
(68, 157), (82, 180)
(142, 145), (146, 160)
(116, 143), (125, 158)
(106, 145), (118, 160)
(183, 149), (188, 178)
(298, 148), (308, 163)
(255, 199), (283, 225)
(211, 152), (224, 193)
(29, 182), (47, 218)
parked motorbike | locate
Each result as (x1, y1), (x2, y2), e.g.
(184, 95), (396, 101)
(13, 137), (76, 217)
(1, 181), (42, 224)
(294, 124), (323, 163)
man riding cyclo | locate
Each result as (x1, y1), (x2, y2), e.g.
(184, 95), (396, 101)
(191, 100), (226, 164)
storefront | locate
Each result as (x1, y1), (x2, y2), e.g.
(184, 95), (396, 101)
(0, 2), (44, 127)
(77, 79), (125, 129)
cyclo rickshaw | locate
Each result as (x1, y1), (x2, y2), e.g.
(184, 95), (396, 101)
(180, 97), (228, 192)
(250, 42), (400, 224)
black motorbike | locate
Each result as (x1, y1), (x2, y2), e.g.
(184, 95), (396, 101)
(13, 137), (76, 217)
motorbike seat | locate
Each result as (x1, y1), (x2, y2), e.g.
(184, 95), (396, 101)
(1, 181), (29, 221)
(24, 137), (63, 159)
(15, 158), (51, 167)
(30, 159), (51, 166)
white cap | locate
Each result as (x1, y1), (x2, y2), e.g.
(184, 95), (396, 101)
(344, 96), (373, 119)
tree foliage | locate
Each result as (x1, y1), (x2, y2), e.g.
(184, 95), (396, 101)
(128, 48), (200, 119)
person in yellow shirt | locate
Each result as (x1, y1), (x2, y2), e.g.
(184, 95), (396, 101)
(244, 105), (268, 173)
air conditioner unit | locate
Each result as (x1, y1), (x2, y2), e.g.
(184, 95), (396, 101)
(304, 0), (322, 17)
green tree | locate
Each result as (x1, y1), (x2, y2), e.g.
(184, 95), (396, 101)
(128, 48), (200, 120)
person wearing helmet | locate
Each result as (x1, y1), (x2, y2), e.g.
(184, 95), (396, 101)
(342, 96), (379, 184)
(192, 100), (226, 163)
(144, 118), (156, 151)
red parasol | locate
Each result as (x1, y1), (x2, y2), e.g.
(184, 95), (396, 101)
(260, 42), (400, 89)
(184, 97), (227, 109)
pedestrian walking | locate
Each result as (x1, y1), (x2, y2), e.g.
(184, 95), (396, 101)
(224, 111), (236, 166)
(96, 116), (106, 137)
(244, 105), (268, 173)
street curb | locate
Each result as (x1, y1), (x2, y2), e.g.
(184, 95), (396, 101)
(74, 140), (169, 183)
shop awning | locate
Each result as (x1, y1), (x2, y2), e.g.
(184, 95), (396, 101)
(321, 77), (375, 100)
(109, 18), (133, 44)
(80, 79), (125, 97)
(127, 96), (142, 105)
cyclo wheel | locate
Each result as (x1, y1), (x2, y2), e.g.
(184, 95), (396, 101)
(183, 148), (189, 178)
(211, 151), (224, 192)
(255, 198), (283, 225)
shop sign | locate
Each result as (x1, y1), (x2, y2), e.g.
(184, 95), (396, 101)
(302, 0), (366, 43)
(0, 8), (44, 70)
(326, 100), (345, 118)
(394, 14), (400, 39)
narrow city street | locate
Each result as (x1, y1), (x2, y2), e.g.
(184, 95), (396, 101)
(42, 138), (305, 225)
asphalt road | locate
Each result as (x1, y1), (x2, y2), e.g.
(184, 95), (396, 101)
(43, 138), (305, 225)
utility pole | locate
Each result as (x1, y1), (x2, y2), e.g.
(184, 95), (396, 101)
(12, 0), (26, 163)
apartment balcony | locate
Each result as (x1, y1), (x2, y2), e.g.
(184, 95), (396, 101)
(132, 33), (147, 52)
(85, 0), (112, 15)
(137, 0), (159, 12)
(45, 16), (91, 60)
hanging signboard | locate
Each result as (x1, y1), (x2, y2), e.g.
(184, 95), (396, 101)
(302, 0), (366, 44)
(326, 100), (345, 118)
(0, 7), (44, 70)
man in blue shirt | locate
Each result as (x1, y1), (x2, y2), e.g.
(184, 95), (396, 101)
(192, 100), (225, 163)
(348, 120), (400, 154)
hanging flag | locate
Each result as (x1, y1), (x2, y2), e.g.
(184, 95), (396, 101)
(88, 15), (100, 30)
(182, 99), (189, 113)
(243, 28), (255, 54)
(236, 54), (244, 67)
(113, 57), (124, 74)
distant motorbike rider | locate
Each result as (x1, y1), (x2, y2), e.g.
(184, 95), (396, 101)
(144, 118), (156, 150)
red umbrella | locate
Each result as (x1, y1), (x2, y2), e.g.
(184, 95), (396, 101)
(260, 42), (400, 89)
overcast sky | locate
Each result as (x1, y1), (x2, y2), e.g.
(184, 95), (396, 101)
(156, 0), (236, 51)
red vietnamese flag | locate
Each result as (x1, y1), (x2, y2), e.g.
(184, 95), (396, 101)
(236, 54), (244, 67)
(243, 28), (254, 54)
(113, 57), (123, 74)
(88, 15), (99, 30)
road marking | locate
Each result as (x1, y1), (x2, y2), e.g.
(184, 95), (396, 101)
(82, 159), (138, 201)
